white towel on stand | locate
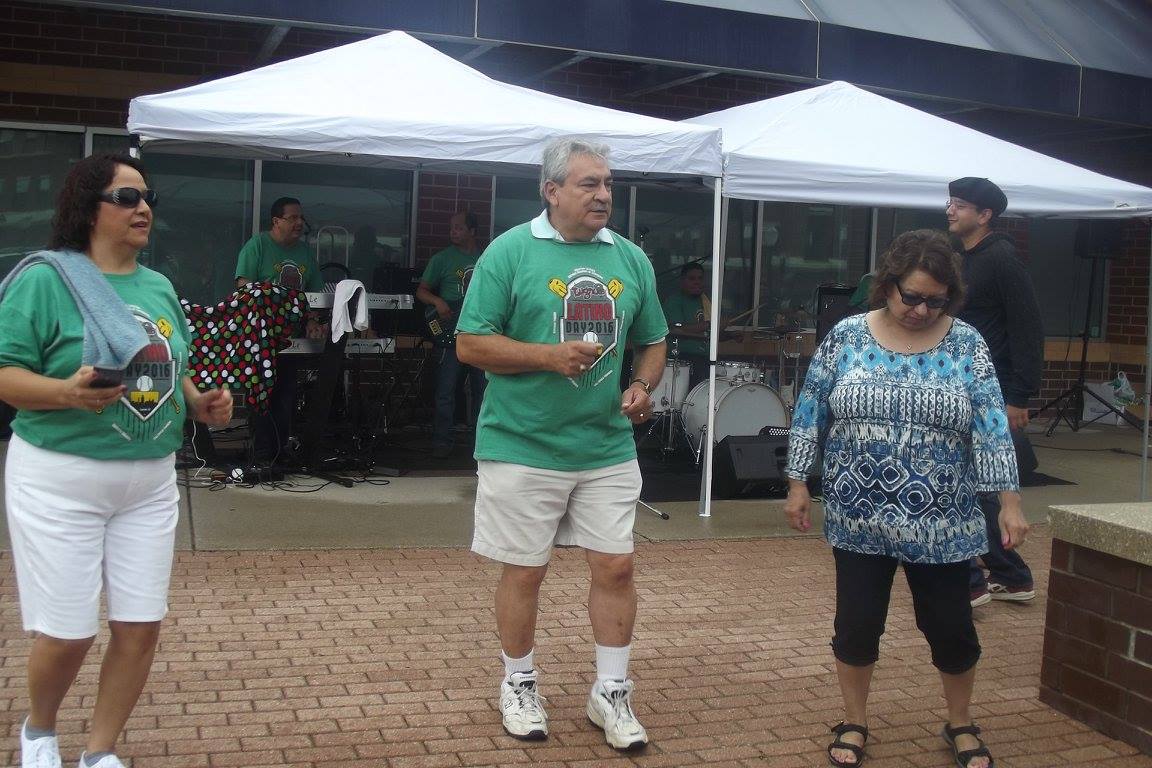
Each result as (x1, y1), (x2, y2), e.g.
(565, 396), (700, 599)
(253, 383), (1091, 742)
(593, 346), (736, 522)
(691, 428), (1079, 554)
(330, 279), (369, 342)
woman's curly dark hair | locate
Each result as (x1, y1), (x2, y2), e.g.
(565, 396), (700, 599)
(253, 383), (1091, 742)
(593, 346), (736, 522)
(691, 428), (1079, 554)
(868, 229), (965, 314)
(49, 153), (149, 252)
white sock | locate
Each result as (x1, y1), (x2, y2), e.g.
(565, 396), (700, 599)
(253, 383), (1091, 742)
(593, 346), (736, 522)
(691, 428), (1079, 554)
(502, 649), (534, 678)
(596, 643), (631, 683)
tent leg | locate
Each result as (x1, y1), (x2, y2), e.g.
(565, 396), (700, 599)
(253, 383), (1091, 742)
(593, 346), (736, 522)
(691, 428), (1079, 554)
(698, 180), (724, 517)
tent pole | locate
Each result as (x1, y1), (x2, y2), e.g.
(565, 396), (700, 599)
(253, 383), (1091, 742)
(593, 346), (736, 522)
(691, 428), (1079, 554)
(1142, 223), (1151, 501)
(698, 180), (725, 517)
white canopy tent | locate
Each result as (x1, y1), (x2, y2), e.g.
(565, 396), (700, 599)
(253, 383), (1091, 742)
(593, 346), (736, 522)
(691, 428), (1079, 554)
(128, 30), (728, 509)
(128, 30), (722, 180)
(687, 81), (1152, 516)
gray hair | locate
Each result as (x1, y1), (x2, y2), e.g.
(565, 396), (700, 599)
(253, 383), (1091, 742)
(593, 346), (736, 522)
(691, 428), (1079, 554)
(539, 137), (611, 202)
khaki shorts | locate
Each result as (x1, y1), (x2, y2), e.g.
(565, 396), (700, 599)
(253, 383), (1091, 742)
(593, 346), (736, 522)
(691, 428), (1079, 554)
(472, 459), (642, 566)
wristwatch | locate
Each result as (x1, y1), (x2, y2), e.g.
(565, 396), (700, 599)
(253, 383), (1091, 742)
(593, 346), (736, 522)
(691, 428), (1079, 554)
(629, 377), (652, 394)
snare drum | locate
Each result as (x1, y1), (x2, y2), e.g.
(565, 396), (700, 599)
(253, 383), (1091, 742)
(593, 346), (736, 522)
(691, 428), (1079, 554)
(646, 360), (691, 413)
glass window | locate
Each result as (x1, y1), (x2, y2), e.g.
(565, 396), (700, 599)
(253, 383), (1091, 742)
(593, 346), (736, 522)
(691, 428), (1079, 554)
(142, 153), (255, 305)
(759, 202), (870, 329)
(720, 198), (758, 322)
(0, 127), (84, 278)
(262, 162), (413, 288)
(493, 176), (629, 240)
(635, 187), (712, 303)
(91, 133), (130, 155)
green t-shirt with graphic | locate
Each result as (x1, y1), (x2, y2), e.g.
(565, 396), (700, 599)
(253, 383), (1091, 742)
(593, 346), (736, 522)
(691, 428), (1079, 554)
(235, 232), (322, 291)
(420, 245), (479, 304)
(661, 291), (709, 357)
(0, 263), (192, 460)
(456, 223), (668, 470)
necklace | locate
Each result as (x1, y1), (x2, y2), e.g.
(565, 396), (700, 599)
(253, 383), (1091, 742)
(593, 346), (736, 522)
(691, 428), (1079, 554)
(883, 309), (915, 352)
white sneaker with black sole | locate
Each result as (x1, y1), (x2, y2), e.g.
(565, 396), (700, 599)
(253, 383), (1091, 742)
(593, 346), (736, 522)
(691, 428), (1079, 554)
(499, 671), (548, 740)
(77, 755), (127, 768)
(587, 679), (649, 751)
(20, 717), (62, 768)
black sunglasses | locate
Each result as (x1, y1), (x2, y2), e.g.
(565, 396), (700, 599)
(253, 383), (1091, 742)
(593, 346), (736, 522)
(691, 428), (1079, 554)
(897, 284), (948, 310)
(99, 187), (159, 209)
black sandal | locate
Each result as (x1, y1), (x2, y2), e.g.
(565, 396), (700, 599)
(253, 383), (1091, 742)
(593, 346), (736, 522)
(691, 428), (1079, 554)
(942, 723), (994, 768)
(828, 721), (869, 767)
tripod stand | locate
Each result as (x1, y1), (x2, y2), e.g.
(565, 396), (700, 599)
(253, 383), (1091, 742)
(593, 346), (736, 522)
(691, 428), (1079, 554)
(1034, 252), (1141, 435)
(637, 344), (696, 458)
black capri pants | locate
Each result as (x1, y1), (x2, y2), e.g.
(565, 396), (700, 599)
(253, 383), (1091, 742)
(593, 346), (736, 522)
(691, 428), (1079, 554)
(832, 547), (981, 674)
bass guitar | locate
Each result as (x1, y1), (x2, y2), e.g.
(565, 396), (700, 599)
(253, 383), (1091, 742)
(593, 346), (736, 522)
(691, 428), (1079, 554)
(424, 299), (463, 346)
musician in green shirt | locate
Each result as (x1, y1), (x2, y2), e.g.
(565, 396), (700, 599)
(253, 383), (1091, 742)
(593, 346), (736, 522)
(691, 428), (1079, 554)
(415, 211), (486, 458)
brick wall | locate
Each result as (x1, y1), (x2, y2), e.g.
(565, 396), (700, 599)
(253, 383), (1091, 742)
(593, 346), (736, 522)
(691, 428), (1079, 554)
(1040, 540), (1152, 755)
(1107, 218), (1151, 348)
(414, 174), (492, 268)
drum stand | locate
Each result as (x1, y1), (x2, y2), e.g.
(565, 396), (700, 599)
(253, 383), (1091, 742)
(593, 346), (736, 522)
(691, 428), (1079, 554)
(637, 351), (695, 459)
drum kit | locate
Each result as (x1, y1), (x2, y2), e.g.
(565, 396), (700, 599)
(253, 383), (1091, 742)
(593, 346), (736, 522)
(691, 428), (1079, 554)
(638, 330), (791, 463)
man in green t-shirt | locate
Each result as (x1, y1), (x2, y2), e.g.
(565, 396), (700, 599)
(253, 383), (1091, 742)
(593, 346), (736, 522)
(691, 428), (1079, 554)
(661, 261), (711, 388)
(234, 196), (321, 462)
(415, 211), (485, 458)
(234, 196), (322, 291)
(456, 138), (666, 752)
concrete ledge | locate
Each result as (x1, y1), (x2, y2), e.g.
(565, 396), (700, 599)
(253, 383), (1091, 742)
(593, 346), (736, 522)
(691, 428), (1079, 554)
(1048, 503), (1152, 568)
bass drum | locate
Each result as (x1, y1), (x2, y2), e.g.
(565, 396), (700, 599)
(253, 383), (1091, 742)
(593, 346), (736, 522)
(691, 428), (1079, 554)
(681, 379), (789, 449)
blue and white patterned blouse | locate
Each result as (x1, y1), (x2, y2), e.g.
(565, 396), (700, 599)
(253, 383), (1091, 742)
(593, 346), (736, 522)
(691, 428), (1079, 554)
(785, 314), (1019, 564)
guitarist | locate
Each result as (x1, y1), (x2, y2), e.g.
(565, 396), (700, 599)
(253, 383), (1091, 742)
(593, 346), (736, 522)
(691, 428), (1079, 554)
(416, 211), (486, 458)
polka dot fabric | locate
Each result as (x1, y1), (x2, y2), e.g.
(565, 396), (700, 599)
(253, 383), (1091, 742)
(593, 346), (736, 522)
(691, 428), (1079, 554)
(181, 282), (307, 412)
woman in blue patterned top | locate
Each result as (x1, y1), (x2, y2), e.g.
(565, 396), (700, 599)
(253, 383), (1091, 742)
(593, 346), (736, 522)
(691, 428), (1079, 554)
(784, 230), (1026, 768)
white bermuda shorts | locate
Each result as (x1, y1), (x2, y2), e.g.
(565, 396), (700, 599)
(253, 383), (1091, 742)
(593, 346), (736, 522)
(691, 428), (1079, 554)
(5, 434), (180, 639)
(471, 459), (642, 567)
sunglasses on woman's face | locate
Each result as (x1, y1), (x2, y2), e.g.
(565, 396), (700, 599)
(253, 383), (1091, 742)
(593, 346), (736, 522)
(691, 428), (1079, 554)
(897, 284), (948, 309)
(99, 187), (159, 209)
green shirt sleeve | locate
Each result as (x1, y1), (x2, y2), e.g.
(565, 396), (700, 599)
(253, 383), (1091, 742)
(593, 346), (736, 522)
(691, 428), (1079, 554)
(420, 250), (446, 292)
(235, 235), (260, 281)
(629, 251), (669, 346)
(0, 265), (61, 373)
(456, 247), (513, 336)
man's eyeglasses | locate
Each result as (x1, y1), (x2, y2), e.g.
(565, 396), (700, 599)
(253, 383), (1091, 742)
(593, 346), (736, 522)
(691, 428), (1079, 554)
(100, 187), (158, 209)
(276, 214), (305, 223)
(945, 198), (976, 212)
(897, 284), (949, 310)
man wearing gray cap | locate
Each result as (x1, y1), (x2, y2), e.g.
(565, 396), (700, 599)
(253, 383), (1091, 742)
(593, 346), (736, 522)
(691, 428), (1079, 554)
(946, 177), (1042, 607)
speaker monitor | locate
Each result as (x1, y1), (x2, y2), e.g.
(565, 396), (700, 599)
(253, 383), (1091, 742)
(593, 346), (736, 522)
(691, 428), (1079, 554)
(815, 283), (857, 345)
(1074, 220), (1124, 260)
(713, 434), (789, 498)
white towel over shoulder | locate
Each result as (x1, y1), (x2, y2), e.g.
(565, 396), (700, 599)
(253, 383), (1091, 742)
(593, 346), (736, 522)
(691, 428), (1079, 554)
(330, 279), (369, 342)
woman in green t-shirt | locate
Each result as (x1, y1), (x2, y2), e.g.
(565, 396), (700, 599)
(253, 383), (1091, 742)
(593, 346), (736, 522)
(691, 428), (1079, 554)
(0, 154), (233, 768)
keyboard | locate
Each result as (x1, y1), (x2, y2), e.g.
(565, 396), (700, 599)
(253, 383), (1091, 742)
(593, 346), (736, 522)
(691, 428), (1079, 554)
(282, 337), (396, 355)
(305, 292), (414, 310)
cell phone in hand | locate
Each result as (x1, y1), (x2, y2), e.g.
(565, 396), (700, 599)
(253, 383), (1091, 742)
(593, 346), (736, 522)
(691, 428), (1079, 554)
(91, 367), (124, 388)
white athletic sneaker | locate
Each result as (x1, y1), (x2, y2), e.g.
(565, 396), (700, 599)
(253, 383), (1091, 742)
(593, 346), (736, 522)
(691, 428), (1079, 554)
(77, 754), (126, 768)
(20, 718), (61, 768)
(586, 679), (649, 750)
(499, 671), (548, 740)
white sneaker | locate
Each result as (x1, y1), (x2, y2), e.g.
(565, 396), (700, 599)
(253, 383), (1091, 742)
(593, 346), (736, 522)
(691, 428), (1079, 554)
(20, 718), (61, 768)
(587, 679), (649, 750)
(499, 671), (548, 740)
(77, 754), (126, 768)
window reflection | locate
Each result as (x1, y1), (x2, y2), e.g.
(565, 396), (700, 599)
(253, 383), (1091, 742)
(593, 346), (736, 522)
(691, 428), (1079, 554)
(263, 162), (412, 290)
(0, 128), (84, 278)
(758, 203), (870, 329)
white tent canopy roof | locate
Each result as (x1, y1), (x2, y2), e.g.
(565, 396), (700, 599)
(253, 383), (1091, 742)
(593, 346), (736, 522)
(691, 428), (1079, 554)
(686, 81), (1152, 218)
(127, 31), (721, 179)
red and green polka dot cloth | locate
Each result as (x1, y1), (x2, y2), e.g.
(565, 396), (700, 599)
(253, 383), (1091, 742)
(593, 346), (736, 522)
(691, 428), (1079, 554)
(181, 282), (307, 412)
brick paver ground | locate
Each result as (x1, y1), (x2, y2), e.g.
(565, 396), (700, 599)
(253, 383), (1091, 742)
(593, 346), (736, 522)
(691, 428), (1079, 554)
(2, 530), (1150, 767)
